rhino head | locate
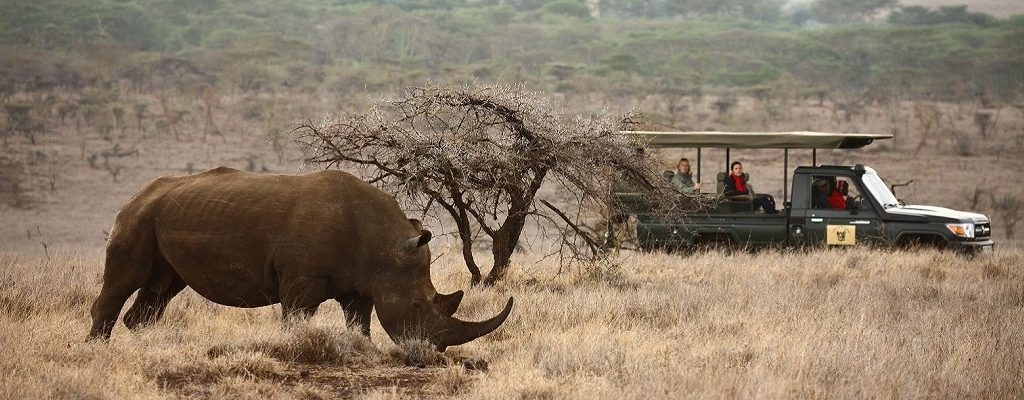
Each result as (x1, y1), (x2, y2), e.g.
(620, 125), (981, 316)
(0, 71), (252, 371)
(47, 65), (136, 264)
(372, 228), (513, 351)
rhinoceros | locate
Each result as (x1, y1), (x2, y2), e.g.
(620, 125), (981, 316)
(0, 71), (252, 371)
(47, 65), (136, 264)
(89, 166), (513, 350)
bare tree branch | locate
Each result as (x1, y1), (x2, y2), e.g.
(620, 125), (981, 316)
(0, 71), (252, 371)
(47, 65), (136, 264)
(295, 82), (703, 285)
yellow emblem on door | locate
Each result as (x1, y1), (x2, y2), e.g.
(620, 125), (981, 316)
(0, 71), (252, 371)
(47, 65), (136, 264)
(827, 225), (856, 245)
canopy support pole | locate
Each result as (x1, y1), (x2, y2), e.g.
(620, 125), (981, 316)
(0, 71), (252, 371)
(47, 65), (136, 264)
(812, 148), (817, 167)
(783, 148), (789, 204)
(725, 148), (731, 172)
(696, 147), (702, 189)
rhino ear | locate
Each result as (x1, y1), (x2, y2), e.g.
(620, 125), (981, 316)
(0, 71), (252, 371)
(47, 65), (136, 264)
(402, 231), (432, 254)
(409, 218), (423, 231)
(417, 230), (432, 247)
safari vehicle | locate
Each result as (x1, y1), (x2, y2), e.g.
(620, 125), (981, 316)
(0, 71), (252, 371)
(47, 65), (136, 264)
(617, 131), (995, 254)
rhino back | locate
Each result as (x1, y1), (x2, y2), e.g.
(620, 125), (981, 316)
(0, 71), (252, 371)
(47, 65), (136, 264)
(151, 168), (413, 306)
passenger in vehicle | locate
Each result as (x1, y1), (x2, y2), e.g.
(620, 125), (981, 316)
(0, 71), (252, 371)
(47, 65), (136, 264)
(672, 158), (702, 194)
(812, 179), (831, 209)
(724, 161), (778, 213)
(828, 180), (848, 210)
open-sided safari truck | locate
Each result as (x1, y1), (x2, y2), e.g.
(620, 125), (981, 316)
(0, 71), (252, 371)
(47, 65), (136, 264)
(617, 131), (995, 254)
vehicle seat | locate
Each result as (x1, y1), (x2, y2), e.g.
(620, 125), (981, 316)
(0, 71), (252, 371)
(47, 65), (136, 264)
(716, 172), (751, 194)
(717, 172), (753, 212)
(663, 170), (675, 182)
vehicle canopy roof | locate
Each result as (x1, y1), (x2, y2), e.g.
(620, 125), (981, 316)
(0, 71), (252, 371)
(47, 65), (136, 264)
(622, 131), (892, 149)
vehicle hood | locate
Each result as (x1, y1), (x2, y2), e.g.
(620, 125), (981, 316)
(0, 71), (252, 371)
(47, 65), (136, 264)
(885, 205), (989, 223)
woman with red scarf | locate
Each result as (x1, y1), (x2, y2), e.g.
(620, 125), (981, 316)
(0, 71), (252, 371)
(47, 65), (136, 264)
(724, 161), (778, 213)
(828, 180), (848, 210)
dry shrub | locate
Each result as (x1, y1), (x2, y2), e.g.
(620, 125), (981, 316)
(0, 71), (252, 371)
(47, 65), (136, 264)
(358, 387), (404, 400)
(390, 339), (446, 368)
(919, 265), (948, 282)
(208, 322), (380, 365)
(518, 384), (559, 400)
(427, 365), (473, 396)
(149, 351), (284, 387)
(203, 375), (330, 400)
(982, 263), (1006, 280)
(573, 259), (639, 290)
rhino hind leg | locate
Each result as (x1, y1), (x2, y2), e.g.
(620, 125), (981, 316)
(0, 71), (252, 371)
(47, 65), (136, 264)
(123, 264), (186, 331)
(337, 295), (373, 336)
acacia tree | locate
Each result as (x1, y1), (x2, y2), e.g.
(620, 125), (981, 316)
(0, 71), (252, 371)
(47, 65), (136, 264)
(297, 83), (689, 285)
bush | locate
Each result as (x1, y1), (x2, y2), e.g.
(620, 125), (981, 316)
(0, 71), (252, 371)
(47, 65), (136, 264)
(541, 1), (592, 19)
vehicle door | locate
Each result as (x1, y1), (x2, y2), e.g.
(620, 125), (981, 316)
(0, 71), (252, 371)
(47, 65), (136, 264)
(801, 175), (884, 247)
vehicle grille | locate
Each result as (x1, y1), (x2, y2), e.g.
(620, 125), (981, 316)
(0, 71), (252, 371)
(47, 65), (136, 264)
(975, 223), (992, 238)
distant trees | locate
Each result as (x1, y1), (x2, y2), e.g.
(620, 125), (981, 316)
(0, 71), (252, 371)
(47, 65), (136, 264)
(0, 0), (1021, 104)
(596, 0), (785, 21)
(542, 1), (592, 18)
(888, 5), (997, 26)
(808, 0), (897, 23)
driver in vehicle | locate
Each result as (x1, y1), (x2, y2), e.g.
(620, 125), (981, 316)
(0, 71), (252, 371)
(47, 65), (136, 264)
(812, 179), (831, 209)
(828, 180), (848, 210)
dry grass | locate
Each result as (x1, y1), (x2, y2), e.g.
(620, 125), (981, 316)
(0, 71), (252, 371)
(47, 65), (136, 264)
(1, 248), (1021, 399)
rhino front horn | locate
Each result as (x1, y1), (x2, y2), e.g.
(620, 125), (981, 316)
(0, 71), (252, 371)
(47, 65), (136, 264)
(433, 297), (514, 351)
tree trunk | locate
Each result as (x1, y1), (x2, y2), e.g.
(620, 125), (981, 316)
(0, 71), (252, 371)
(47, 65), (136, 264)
(483, 211), (528, 286)
(460, 226), (483, 285)
(483, 170), (547, 286)
(451, 209), (482, 285)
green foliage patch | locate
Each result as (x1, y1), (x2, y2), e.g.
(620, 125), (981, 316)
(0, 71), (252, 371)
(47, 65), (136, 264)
(0, 0), (1021, 101)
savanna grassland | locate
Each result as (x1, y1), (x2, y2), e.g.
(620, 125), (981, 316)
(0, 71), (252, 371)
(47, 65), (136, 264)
(1, 248), (1022, 398)
(3, 0), (1024, 398)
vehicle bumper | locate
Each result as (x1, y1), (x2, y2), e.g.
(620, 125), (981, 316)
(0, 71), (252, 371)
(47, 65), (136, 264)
(948, 239), (995, 254)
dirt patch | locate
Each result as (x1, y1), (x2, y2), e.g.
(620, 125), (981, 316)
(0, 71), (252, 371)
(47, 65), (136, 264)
(281, 364), (443, 398)
(170, 329), (483, 398)
(155, 361), (452, 398)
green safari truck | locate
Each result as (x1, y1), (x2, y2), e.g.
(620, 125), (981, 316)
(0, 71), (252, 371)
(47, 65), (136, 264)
(618, 131), (995, 254)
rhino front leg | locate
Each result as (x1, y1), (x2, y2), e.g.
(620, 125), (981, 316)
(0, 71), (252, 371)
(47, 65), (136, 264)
(337, 295), (373, 336)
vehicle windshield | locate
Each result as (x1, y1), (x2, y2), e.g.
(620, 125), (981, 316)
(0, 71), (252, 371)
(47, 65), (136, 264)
(861, 172), (900, 208)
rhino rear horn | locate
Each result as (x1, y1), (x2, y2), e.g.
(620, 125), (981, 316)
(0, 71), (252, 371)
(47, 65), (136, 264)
(434, 290), (464, 316)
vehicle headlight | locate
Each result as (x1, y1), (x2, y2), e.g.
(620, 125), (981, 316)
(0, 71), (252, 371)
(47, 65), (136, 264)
(945, 223), (975, 238)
